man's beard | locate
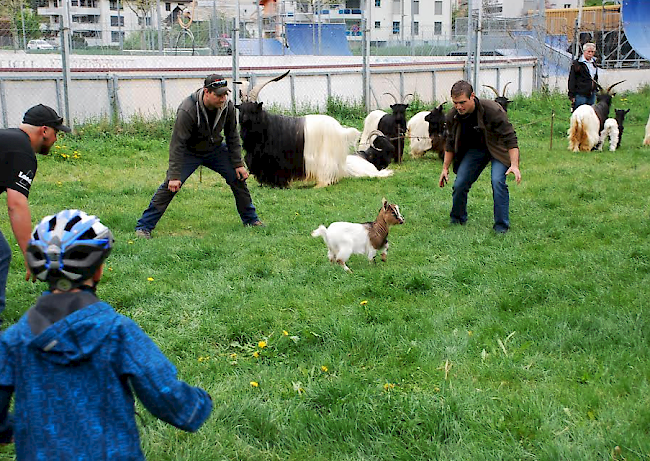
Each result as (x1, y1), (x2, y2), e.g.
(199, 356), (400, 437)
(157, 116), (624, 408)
(39, 141), (52, 155)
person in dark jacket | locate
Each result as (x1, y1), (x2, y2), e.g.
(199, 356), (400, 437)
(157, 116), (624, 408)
(0, 209), (213, 460)
(568, 42), (599, 110)
(438, 80), (521, 233)
(135, 74), (263, 239)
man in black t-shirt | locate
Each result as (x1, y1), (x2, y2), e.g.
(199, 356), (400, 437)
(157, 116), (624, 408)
(0, 104), (70, 319)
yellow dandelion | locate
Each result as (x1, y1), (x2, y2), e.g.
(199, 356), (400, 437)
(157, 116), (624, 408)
(147, 277), (154, 282)
(108, 267), (113, 271)
(258, 340), (267, 348)
(56, 181), (62, 186)
(127, 240), (134, 244)
(253, 351), (259, 358)
(383, 383), (395, 390)
(360, 300), (368, 305)
(229, 353), (237, 359)
(321, 365), (328, 372)
(468, 330), (473, 336)
(250, 381), (259, 387)
(55, 145), (61, 149)
(283, 330), (289, 336)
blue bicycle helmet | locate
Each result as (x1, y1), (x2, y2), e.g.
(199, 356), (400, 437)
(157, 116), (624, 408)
(26, 209), (114, 291)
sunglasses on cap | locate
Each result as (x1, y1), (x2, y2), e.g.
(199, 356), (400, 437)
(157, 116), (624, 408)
(206, 79), (227, 89)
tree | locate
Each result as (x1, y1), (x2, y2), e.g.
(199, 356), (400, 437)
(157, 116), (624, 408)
(123, 0), (156, 49)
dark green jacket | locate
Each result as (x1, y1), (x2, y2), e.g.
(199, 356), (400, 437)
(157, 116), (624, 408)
(167, 89), (243, 180)
(445, 97), (518, 173)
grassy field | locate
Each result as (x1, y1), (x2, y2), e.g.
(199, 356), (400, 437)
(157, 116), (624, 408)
(1, 89), (649, 460)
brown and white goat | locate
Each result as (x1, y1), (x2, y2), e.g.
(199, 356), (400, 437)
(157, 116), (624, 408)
(567, 80), (624, 152)
(311, 198), (404, 272)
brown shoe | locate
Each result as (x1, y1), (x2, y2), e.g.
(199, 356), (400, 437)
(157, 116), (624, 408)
(245, 220), (265, 227)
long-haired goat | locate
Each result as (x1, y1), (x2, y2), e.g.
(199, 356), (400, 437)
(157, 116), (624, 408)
(596, 108), (629, 151)
(644, 112), (650, 146)
(358, 93), (411, 163)
(406, 103), (446, 160)
(483, 82), (512, 111)
(237, 71), (360, 188)
(311, 198), (404, 272)
(567, 80), (624, 152)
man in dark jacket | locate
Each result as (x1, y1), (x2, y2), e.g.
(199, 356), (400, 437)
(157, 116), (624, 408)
(0, 209), (213, 459)
(135, 74), (263, 239)
(438, 80), (521, 233)
(568, 42), (599, 110)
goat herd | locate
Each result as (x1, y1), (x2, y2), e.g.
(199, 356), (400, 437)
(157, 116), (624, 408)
(235, 71), (650, 270)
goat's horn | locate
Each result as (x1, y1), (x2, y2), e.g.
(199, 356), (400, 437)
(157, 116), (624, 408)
(501, 82), (511, 97)
(247, 70), (290, 102)
(402, 93), (414, 104)
(483, 85), (500, 97)
(368, 130), (384, 151)
(382, 92), (398, 104)
(606, 80), (625, 93)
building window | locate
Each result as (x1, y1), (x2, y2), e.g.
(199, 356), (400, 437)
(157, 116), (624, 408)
(564, 3), (571, 7)
(71, 0), (78, 6)
(375, 0), (380, 6)
(434, 21), (442, 35)
(392, 21), (400, 34)
(138, 16), (152, 26)
(413, 21), (419, 35)
(109, 0), (120, 10)
(165, 2), (171, 11)
(111, 31), (124, 42)
(374, 21), (380, 29)
(435, 1), (442, 15)
(110, 15), (124, 26)
(413, 1), (419, 15)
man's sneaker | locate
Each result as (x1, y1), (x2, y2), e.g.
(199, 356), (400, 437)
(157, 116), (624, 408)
(245, 220), (265, 227)
(135, 229), (152, 239)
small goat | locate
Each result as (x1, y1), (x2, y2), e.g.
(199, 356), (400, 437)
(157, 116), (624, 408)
(483, 83), (512, 111)
(644, 112), (650, 146)
(568, 80), (624, 152)
(311, 198), (404, 272)
(596, 109), (629, 151)
(407, 103), (446, 160)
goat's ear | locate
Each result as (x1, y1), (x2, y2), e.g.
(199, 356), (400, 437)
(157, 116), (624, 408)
(382, 197), (388, 209)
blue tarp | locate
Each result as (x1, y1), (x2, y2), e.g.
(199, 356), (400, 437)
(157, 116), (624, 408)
(285, 23), (352, 56)
(622, 0), (650, 61)
(223, 38), (292, 56)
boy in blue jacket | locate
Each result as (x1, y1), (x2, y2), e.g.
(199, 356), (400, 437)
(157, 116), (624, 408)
(0, 209), (212, 460)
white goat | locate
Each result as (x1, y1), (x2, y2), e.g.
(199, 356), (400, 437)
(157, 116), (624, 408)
(406, 111), (432, 158)
(311, 198), (404, 272)
(644, 113), (650, 146)
(596, 118), (619, 152)
(358, 110), (387, 151)
(344, 155), (394, 178)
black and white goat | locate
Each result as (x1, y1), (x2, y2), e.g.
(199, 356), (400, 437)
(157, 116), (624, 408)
(406, 103), (446, 160)
(237, 71), (361, 188)
(596, 108), (629, 152)
(483, 83), (512, 111)
(355, 129), (394, 171)
(567, 81), (625, 152)
(358, 93), (411, 163)
(311, 198), (404, 272)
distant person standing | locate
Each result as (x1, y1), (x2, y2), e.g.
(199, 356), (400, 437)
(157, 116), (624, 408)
(135, 74), (263, 239)
(568, 42), (599, 110)
(0, 104), (70, 320)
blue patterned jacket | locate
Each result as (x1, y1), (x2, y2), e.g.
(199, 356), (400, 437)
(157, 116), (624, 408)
(0, 290), (212, 460)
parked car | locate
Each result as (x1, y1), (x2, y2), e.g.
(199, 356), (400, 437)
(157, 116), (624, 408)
(27, 39), (55, 50)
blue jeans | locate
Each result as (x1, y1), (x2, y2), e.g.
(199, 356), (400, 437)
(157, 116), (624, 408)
(574, 93), (595, 109)
(0, 230), (11, 317)
(451, 149), (510, 232)
(136, 143), (259, 231)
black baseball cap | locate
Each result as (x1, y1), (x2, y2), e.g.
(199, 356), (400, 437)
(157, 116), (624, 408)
(204, 74), (230, 95)
(22, 104), (71, 133)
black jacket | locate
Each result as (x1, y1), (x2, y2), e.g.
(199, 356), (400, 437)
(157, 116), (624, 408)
(568, 60), (598, 99)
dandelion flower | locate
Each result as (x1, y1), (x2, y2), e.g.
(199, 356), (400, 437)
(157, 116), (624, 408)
(258, 340), (267, 348)
(360, 300), (368, 305)
(253, 351), (259, 358)
(127, 240), (134, 244)
(229, 353), (237, 359)
(383, 383), (395, 390)
(321, 365), (328, 372)
(283, 330), (289, 336)
(250, 381), (259, 387)
(147, 277), (154, 282)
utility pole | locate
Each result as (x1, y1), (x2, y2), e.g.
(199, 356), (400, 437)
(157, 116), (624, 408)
(60, 0), (73, 131)
(473, 0), (482, 89)
(156, 0), (163, 54)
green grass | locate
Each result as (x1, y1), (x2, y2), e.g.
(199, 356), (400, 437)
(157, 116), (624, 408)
(1, 89), (650, 460)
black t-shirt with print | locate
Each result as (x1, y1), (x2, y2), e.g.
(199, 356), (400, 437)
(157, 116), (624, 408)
(0, 128), (37, 198)
(457, 109), (486, 155)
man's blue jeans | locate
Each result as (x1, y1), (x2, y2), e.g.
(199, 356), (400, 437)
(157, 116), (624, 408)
(136, 143), (259, 231)
(451, 149), (510, 232)
(0, 230), (11, 317)
(574, 93), (596, 109)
